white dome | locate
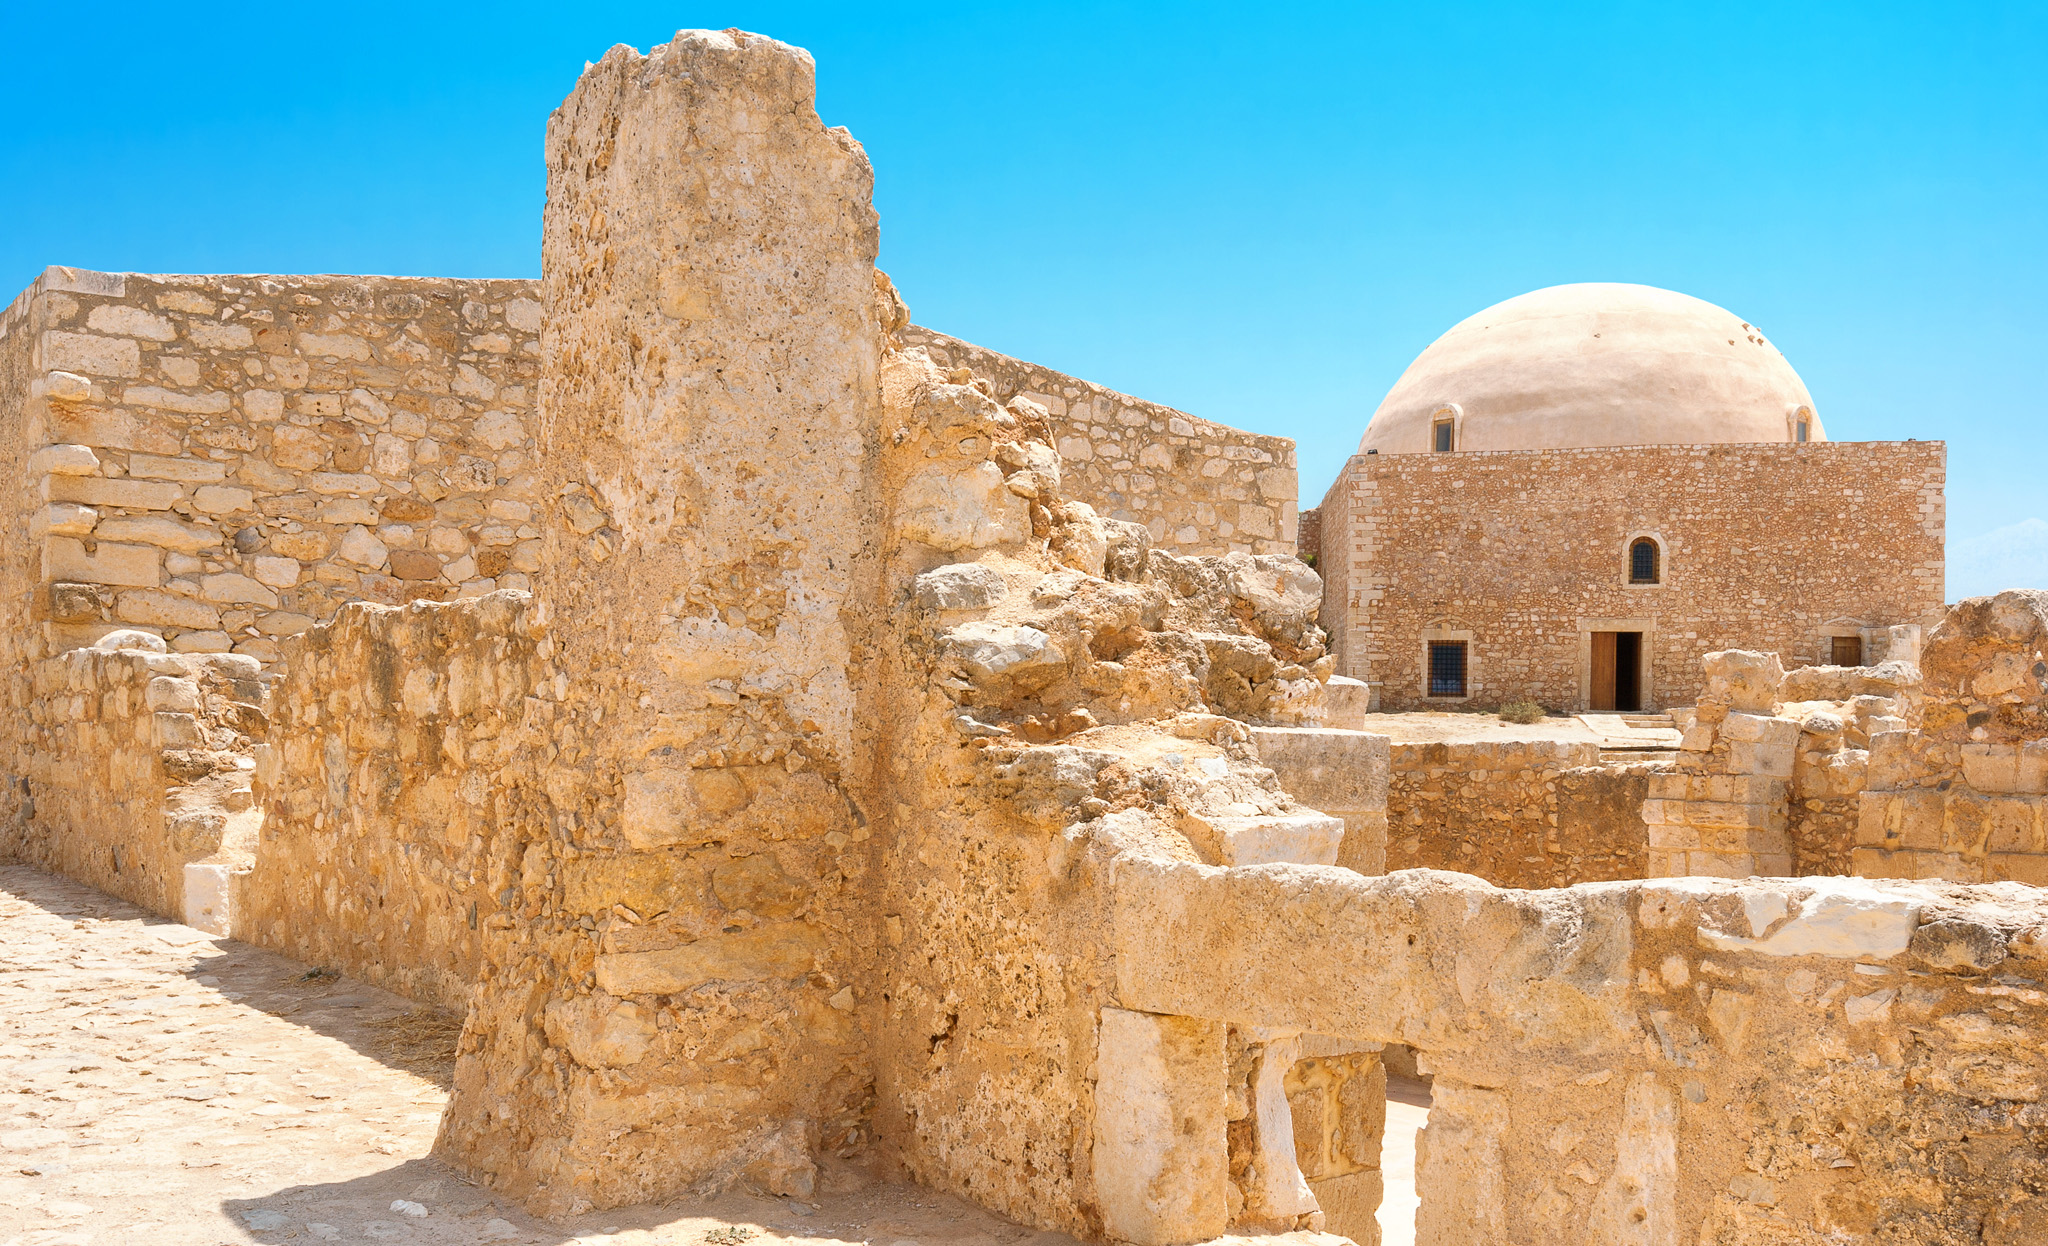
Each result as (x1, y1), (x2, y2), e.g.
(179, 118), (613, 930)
(1361, 283), (1822, 454)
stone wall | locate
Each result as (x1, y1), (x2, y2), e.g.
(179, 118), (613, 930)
(1319, 440), (1947, 711)
(13, 266), (543, 667)
(899, 327), (1297, 557)
(0, 272), (44, 843)
(6, 634), (263, 926)
(1116, 861), (2048, 1244)
(237, 593), (549, 1010)
(1385, 739), (1652, 886)
(1294, 504), (1321, 567)
(431, 32), (891, 1214)
(1853, 591), (2048, 883)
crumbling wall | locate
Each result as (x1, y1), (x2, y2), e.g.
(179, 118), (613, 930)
(9, 633), (263, 925)
(237, 592), (549, 1009)
(1115, 862), (2048, 1244)
(13, 267), (541, 667)
(431, 31), (890, 1214)
(0, 273), (44, 845)
(1384, 739), (1651, 885)
(1320, 441), (1947, 710)
(1854, 590), (2048, 883)
(899, 327), (1297, 557)
(866, 342), (1345, 1236)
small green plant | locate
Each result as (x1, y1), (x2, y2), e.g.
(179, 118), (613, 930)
(704, 1228), (756, 1246)
(1497, 700), (1545, 724)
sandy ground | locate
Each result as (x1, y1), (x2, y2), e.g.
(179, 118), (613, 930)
(1375, 1081), (1430, 1246)
(1357, 710), (1676, 748)
(0, 866), (1405, 1246)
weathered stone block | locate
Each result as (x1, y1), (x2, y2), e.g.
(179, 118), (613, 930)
(1091, 1008), (1228, 1246)
(115, 589), (222, 630)
(1960, 744), (2021, 795)
(191, 485), (256, 514)
(48, 581), (110, 623)
(43, 537), (161, 588)
(29, 443), (100, 476)
(593, 922), (827, 996)
(1725, 741), (1795, 777)
(126, 453), (229, 482)
(40, 330), (141, 377)
(93, 515), (222, 554)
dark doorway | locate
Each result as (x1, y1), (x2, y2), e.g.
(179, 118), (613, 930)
(1591, 631), (1643, 711)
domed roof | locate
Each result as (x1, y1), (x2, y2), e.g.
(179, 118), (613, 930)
(1360, 283), (1822, 454)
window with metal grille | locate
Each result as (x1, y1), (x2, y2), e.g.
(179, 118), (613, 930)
(1629, 538), (1660, 584)
(1428, 641), (1467, 698)
(1433, 419), (1455, 452)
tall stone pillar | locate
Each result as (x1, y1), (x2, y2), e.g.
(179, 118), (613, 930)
(435, 30), (888, 1214)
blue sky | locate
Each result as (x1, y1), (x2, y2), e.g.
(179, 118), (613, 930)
(3, 3), (2041, 597)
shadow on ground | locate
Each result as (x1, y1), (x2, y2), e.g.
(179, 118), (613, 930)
(221, 1154), (1067, 1246)
(1, 864), (465, 1086)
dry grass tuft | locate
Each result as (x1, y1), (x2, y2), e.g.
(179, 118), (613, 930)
(1496, 700), (1546, 724)
(367, 1008), (465, 1087)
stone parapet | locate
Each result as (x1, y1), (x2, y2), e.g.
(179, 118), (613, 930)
(1385, 737), (1652, 886)
(900, 326), (1296, 558)
(5, 633), (263, 923)
(1250, 726), (1390, 875)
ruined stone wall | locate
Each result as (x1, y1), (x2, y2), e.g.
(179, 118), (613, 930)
(8, 266), (542, 667)
(1319, 441), (1947, 711)
(899, 327), (1297, 557)
(1384, 739), (1652, 886)
(0, 273), (42, 844)
(8, 638), (263, 924)
(1853, 591), (2048, 884)
(1116, 861), (2048, 1244)
(433, 32), (889, 1214)
(1294, 504), (1320, 567)
(238, 593), (550, 1010)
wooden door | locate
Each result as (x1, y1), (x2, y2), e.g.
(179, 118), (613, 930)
(1832, 635), (1864, 667)
(1590, 631), (1618, 710)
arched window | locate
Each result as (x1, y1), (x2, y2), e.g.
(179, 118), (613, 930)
(1629, 538), (1660, 584)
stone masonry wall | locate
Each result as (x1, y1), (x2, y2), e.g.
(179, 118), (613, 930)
(432, 32), (889, 1214)
(12, 267), (543, 667)
(238, 593), (550, 1011)
(0, 273), (43, 844)
(1319, 441), (1946, 711)
(900, 327), (1297, 557)
(1116, 861), (2048, 1245)
(1853, 591), (2048, 884)
(1385, 739), (1652, 886)
(8, 637), (264, 925)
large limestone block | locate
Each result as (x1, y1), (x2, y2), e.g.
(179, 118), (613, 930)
(1091, 1008), (1228, 1246)
(1321, 675), (1376, 727)
(1702, 649), (1783, 713)
(1186, 811), (1346, 867)
(594, 922), (829, 995)
(43, 536), (160, 588)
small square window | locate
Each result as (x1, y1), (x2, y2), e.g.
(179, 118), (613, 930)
(1428, 641), (1467, 698)
(1433, 419), (1456, 452)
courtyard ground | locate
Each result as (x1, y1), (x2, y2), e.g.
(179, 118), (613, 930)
(0, 866), (1413, 1246)
(1358, 709), (1679, 750)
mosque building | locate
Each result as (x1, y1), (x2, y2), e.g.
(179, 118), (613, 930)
(1311, 282), (1946, 712)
